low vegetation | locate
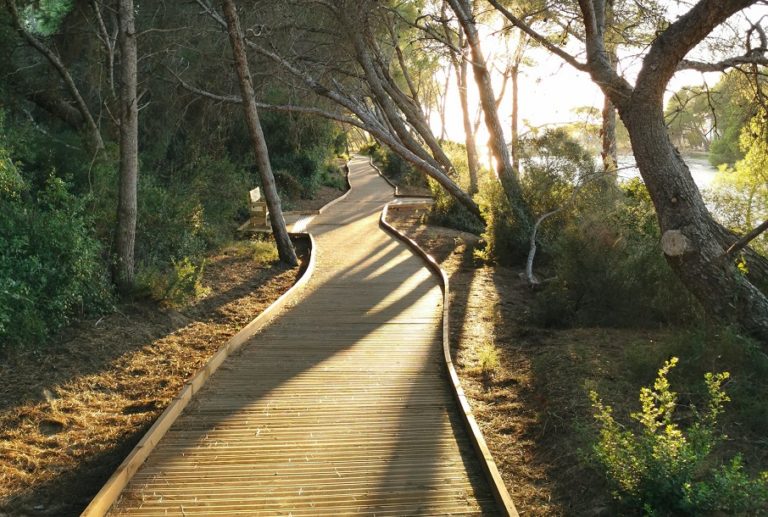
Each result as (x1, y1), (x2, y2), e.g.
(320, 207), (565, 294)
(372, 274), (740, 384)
(592, 357), (768, 515)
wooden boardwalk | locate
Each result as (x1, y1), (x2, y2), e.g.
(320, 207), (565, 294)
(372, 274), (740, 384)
(104, 157), (503, 516)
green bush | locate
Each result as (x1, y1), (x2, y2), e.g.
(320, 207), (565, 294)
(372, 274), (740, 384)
(0, 171), (112, 349)
(137, 257), (209, 307)
(428, 178), (484, 234)
(359, 140), (385, 164)
(532, 179), (699, 327)
(591, 357), (768, 515)
(475, 129), (596, 265)
(474, 178), (525, 263)
(382, 150), (426, 189)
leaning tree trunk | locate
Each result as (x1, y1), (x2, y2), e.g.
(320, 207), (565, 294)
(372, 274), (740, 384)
(113, 0), (138, 292)
(621, 97), (768, 340)
(221, 0), (297, 266)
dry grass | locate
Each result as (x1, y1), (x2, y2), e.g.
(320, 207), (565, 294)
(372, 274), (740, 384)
(0, 239), (308, 516)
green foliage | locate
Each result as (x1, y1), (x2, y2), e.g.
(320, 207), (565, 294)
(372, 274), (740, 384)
(427, 177), (483, 234)
(260, 105), (345, 199)
(137, 257), (209, 307)
(707, 72), (762, 167)
(474, 178), (523, 263)
(623, 327), (768, 439)
(520, 128), (595, 216)
(477, 129), (595, 266)
(477, 342), (500, 375)
(0, 173), (112, 349)
(359, 140), (386, 164)
(533, 179), (699, 327)
(421, 141), (483, 234)
(382, 150), (424, 188)
(591, 357), (768, 515)
(244, 240), (279, 263)
(708, 109), (768, 257)
(664, 86), (713, 151)
(22, 0), (73, 36)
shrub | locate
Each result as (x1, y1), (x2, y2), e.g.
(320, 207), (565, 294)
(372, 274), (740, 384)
(477, 342), (500, 376)
(475, 129), (596, 266)
(591, 357), (768, 515)
(428, 177), (484, 235)
(0, 173), (112, 349)
(137, 257), (209, 307)
(382, 150), (425, 188)
(359, 140), (385, 164)
(532, 179), (699, 327)
(474, 178), (525, 263)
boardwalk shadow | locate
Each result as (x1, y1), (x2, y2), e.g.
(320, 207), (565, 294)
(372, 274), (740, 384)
(104, 158), (497, 515)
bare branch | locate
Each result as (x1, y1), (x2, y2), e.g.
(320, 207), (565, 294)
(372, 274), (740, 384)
(487, 0), (589, 72)
(724, 219), (768, 257)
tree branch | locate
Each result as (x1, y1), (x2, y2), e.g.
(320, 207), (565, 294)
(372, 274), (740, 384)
(724, 218), (768, 257)
(487, 0), (589, 72)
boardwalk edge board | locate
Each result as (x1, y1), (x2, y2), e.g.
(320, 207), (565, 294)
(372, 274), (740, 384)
(82, 161), (353, 516)
(380, 202), (520, 517)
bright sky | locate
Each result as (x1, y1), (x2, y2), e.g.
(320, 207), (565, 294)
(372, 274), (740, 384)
(432, 3), (768, 154)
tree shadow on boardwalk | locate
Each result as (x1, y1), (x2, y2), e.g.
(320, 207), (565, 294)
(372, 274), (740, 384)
(105, 162), (500, 515)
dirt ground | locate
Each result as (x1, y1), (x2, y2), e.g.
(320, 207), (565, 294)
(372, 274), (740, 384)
(0, 239), (309, 517)
(387, 206), (674, 516)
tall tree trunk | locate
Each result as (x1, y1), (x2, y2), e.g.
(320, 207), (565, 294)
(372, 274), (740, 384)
(113, 0), (138, 292)
(601, 94), (617, 172)
(600, 1), (618, 174)
(510, 64), (520, 173)
(221, 0), (297, 266)
(446, 0), (531, 228)
(439, 61), (451, 142)
(455, 38), (480, 194)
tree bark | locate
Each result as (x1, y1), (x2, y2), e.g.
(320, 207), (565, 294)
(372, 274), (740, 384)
(609, 0), (768, 340)
(601, 94), (617, 172)
(459, 54), (480, 194)
(113, 0), (138, 292)
(452, 33), (480, 194)
(221, 0), (297, 266)
(621, 98), (768, 340)
(510, 64), (521, 174)
(599, 0), (618, 174)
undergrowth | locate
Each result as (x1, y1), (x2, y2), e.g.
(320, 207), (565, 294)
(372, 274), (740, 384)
(591, 357), (768, 515)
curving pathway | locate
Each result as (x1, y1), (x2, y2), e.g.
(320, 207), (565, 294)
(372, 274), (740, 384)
(104, 156), (501, 515)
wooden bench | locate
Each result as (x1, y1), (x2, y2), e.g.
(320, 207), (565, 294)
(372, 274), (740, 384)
(249, 187), (271, 230)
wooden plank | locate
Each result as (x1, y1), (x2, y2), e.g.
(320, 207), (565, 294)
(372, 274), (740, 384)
(87, 156), (508, 517)
(380, 203), (519, 516)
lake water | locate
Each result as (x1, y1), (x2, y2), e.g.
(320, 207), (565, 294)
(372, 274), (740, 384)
(616, 154), (719, 190)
